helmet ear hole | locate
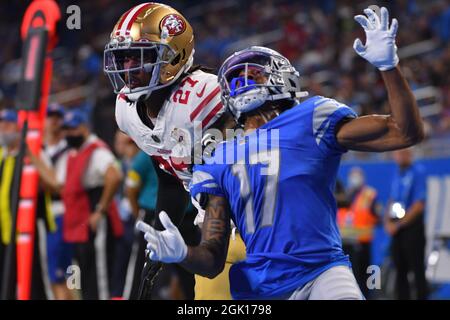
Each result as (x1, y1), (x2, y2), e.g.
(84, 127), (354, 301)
(171, 53), (181, 66)
(288, 79), (296, 87)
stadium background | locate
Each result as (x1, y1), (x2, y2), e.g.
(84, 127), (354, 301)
(0, 0), (449, 299)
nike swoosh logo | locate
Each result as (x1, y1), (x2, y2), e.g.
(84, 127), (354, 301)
(196, 84), (207, 98)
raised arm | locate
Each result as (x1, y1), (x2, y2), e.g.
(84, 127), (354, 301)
(337, 67), (424, 151)
(336, 7), (424, 152)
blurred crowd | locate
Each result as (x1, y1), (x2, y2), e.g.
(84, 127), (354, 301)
(0, 0), (448, 300)
(0, 0), (449, 150)
(336, 150), (428, 300)
(0, 105), (198, 300)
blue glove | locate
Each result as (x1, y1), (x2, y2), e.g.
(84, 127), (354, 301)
(353, 7), (399, 71)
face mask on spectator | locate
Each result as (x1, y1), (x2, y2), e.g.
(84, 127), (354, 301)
(66, 135), (85, 149)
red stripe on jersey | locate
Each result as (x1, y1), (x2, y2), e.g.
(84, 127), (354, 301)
(152, 155), (179, 179)
(169, 157), (189, 171)
(118, 93), (127, 101)
(190, 86), (221, 122)
(201, 102), (223, 128)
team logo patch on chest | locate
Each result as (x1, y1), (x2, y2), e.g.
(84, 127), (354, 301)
(171, 128), (190, 143)
(160, 14), (186, 36)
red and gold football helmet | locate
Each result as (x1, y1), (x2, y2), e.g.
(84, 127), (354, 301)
(104, 2), (194, 101)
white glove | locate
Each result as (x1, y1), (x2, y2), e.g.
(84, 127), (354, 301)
(136, 211), (187, 263)
(353, 6), (399, 71)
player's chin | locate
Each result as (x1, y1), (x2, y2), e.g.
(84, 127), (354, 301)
(126, 80), (144, 89)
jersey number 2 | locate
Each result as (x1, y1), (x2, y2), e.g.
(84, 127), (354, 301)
(172, 76), (199, 105)
(231, 149), (280, 234)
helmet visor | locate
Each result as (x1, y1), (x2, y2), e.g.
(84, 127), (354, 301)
(104, 42), (174, 94)
(219, 51), (282, 101)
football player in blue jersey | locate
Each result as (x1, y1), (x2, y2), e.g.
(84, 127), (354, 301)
(136, 7), (424, 299)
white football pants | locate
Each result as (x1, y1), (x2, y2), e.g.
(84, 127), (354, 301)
(288, 265), (365, 300)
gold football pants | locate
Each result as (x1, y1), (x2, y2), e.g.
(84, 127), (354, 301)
(194, 232), (246, 300)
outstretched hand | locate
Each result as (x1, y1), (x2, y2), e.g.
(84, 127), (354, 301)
(353, 6), (399, 71)
(136, 211), (188, 263)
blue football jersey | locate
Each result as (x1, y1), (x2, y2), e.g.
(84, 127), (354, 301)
(190, 95), (357, 299)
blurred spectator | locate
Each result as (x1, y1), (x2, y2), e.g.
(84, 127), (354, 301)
(1, 0), (449, 153)
(59, 109), (123, 299)
(335, 178), (349, 208)
(122, 150), (159, 299)
(110, 132), (137, 298)
(33, 104), (75, 300)
(385, 148), (428, 300)
(337, 167), (381, 298)
(110, 132), (151, 299)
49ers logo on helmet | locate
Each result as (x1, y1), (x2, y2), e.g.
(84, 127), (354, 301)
(160, 14), (186, 36)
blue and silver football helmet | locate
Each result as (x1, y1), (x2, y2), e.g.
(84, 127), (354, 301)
(218, 46), (308, 120)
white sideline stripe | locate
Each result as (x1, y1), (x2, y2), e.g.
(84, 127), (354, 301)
(123, 209), (147, 299)
(123, 235), (140, 299)
(94, 217), (109, 300)
(37, 219), (55, 300)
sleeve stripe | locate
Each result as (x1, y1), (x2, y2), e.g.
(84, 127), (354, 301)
(190, 186), (225, 198)
(201, 101), (224, 128)
(201, 182), (219, 189)
(190, 86), (221, 121)
(314, 119), (331, 146)
(313, 99), (340, 134)
(192, 170), (215, 184)
(313, 98), (356, 146)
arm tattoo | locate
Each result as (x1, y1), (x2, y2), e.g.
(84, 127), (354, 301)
(203, 195), (230, 238)
(181, 194), (231, 278)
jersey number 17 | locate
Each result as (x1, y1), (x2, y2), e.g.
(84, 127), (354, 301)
(231, 149), (280, 234)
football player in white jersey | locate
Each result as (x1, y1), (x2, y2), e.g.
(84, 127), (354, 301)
(104, 3), (243, 299)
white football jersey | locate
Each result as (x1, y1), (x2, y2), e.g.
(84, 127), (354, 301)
(115, 70), (225, 188)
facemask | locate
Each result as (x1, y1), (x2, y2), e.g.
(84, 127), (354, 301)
(0, 132), (19, 147)
(66, 135), (85, 149)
